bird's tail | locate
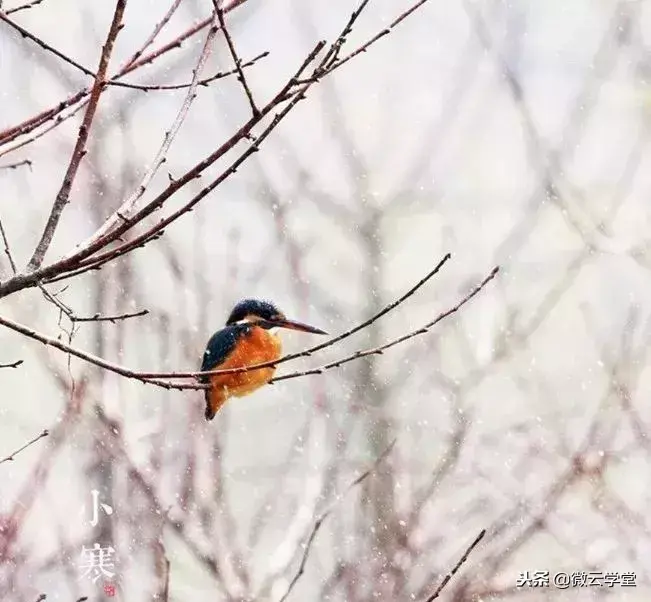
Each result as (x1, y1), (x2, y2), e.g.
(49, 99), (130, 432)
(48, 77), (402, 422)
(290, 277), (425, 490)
(204, 386), (227, 421)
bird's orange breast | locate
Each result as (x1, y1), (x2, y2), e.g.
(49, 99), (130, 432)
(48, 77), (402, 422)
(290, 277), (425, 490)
(209, 325), (282, 398)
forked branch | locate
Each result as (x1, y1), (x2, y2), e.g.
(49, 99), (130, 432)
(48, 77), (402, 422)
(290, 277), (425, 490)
(0, 0), (438, 299)
(0, 429), (49, 465)
(0, 262), (498, 392)
(26, 0), (127, 271)
(0, 359), (23, 369)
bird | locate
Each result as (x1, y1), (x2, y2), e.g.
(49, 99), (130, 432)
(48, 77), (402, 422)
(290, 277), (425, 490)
(199, 299), (327, 420)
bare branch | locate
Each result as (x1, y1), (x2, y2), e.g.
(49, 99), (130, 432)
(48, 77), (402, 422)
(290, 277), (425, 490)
(26, 0), (127, 271)
(0, 0), (435, 298)
(300, 0), (434, 82)
(119, 18), (212, 77)
(0, 215), (17, 274)
(0, 313), (190, 390)
(0, 262), (496, 395)
(67, 9), (222, 259)
(113, 51), (268, 92)
(317, 0), (370, 71)
(271, 266), (499, 384)
(214, 0), (260, 116)
(117, 0), (248, 77)
(0, 90), (86, 148)
(278, 440), (396, 602)
(60, 42), (323, 267)
(0, 429), (49, 465)
(74, 309), (150, 324)
(0, 158), (32, 170)
(120, 0), (182, 69)
(0, 359), (23, 368)
(39, 283), (149, 324)
(423, 529), (486, 601)
(42, 230), (165, 285)
(5, 0), (45, 15)
(0, 0), (249, 150)
(0, 11), (94, 76)
(0, 100), (85, 160)
(0, 257), (454, 388)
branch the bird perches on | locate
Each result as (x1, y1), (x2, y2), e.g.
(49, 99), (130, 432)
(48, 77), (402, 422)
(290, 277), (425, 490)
(0, 0), (497, 402)
(0, 255), (498, 391)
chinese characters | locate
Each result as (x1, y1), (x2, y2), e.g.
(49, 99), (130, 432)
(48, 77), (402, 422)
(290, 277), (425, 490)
(78, 489), (117, 591)
(79, 543), (116, 583)
(517, 570), (636, 589)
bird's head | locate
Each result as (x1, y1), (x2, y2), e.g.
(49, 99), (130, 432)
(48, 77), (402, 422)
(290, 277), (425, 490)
(225, 299), (328, 335)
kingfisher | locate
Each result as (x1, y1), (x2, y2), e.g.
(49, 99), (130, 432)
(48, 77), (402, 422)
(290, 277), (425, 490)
(200, 299), (327, 420)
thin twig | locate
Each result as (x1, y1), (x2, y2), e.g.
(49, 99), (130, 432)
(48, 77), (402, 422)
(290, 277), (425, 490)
(120, 18), (212, 77)
(26, 0), (127, 271)
(74, 309), (150, 323)
(0, 11), (94, 76)
(5, 0), (45, 15)
(120, 0), (182, 69)
(423, 529), (487, 601)
(318, 0), (370, 71)
(38, 282), (75, 320)
(114, 51), (268, 92)
(118, 0), (247, 75)
(0, 215), (18, 273)
(0, 359), (23, 368)
(325, 0), (433, 76)
(0, 100), (86, 160)
(0, 313), (190, 390)
(0, 50), (262, 150)
(271, 267), (499, 384)
(0, 429), (49, 465)
(214, 0), (260, 116)
(42, 230), (165, 285)
(38, 283), (149, 324)
(0, 89), (86, 148)
(278, 440), (396, 602)
(0, 158), (32, 170)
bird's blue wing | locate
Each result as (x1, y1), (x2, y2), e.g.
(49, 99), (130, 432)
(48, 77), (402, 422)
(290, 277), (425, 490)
(200, 324), (250, 382)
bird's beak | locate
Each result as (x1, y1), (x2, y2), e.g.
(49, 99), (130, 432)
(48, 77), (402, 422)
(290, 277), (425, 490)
(272, 318), (328, 335)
